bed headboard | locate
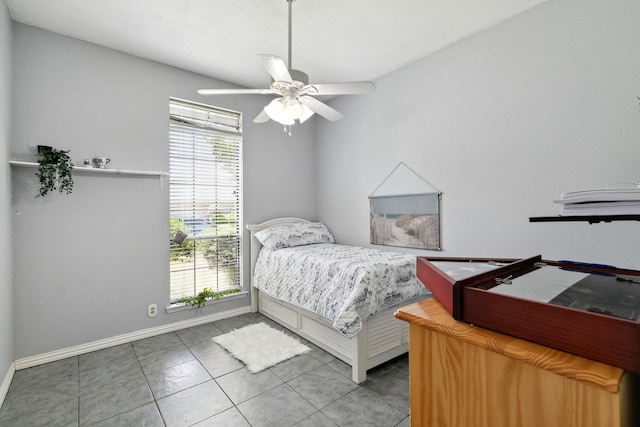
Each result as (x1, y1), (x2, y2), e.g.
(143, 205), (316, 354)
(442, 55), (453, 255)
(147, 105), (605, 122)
(246, 217), (310, 311)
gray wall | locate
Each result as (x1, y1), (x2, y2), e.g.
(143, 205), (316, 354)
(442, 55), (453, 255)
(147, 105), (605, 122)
(0, 1), (14, 383)
(9, 0), (640, 361)
(11, 24), (316, 359)
(316, 0), (640, 269)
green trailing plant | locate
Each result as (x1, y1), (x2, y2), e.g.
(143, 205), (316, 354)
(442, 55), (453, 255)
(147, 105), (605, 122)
(179, 287), (241, 308)
(36, 147), (74, 197)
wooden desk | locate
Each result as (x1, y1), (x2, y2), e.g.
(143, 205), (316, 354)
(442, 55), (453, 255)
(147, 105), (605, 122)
(395, 298), (639, 427)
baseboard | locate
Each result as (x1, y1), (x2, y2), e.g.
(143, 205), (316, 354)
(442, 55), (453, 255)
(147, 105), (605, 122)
(0, 361), (15, 409)
(14, 305), (250, 371)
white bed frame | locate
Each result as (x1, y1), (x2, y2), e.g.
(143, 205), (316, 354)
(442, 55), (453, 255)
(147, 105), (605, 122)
(247, 217), (420, 383)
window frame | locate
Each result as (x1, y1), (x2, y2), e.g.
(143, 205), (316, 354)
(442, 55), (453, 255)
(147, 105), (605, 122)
(168, 97), (244, 306)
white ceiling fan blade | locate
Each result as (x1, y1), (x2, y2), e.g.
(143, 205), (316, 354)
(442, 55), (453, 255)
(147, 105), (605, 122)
(198, 88), (274, 95)
(299, 96), (344, 122)
(253, 109), (271, 123)
(299, 105), (315, 124)
(304, 81), (376, 96)
(258, 54), (292, 83)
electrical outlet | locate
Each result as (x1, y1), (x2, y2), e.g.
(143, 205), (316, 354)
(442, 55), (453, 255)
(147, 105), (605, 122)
(147, 304), (157, 317)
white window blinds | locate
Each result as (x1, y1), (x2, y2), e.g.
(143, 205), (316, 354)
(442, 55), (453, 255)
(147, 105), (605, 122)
(169, 98), (242, 303)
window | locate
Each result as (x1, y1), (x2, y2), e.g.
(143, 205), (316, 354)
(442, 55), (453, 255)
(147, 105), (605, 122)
(169, 98), (242, 303)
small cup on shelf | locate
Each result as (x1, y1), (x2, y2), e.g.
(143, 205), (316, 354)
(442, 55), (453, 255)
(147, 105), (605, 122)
(92, 157), (111, 168)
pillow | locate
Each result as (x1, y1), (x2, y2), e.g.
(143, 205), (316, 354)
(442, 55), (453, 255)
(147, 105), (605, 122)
(255, 222), (335, 249)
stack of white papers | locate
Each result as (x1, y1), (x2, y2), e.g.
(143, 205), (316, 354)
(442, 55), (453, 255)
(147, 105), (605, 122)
(555, 187), (640, 215)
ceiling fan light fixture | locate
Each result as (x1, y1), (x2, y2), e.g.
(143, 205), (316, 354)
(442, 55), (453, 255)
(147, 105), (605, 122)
(264, 98), (295, 125)
(282, 97), (304, 119)
(197, 0), (375, 132)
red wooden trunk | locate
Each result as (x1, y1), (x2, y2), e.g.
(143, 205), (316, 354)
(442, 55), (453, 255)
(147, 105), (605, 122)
(416, 256), (640, 373)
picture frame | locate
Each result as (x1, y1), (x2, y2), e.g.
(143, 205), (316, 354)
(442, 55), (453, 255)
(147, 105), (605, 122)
(369, 192), (441, 250)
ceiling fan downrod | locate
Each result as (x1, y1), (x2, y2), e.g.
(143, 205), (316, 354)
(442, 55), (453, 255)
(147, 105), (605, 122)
(287, 0), (294, 70)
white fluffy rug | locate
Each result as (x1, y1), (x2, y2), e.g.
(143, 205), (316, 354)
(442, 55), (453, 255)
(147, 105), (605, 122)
(212, 322), (311, 373)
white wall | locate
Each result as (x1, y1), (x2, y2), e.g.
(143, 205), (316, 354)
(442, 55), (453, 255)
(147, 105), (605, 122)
(316, 0), (640, 269)
(0, 0), (14, 391)
(11, 24), (317, 359)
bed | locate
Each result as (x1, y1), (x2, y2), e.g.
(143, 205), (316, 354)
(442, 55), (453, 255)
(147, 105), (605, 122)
(246, 217), (431, 383)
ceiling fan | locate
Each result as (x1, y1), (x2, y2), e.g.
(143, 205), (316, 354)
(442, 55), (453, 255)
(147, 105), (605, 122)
(197, 0), (375, 128)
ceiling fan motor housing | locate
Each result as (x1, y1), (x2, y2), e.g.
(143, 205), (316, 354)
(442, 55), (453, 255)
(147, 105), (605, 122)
(271, 68), (311, 97)
(289, 69), (309, 86)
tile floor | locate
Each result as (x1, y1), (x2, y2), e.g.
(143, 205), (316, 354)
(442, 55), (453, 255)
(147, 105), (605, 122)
(0, 312), (410, 426)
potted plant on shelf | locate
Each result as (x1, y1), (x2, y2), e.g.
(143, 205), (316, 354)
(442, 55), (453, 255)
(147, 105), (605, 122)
(36, 146), (74, 197)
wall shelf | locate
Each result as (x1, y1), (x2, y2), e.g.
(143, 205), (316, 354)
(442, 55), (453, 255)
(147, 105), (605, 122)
(9, 160), (169, 177)
(529, 215), (640, 224)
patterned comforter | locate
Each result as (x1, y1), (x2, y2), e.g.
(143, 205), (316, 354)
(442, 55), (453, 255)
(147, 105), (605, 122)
(254, 243), (431, 337)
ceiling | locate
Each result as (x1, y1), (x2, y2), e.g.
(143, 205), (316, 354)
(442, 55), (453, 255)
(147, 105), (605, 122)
(6, 0), (548, 89)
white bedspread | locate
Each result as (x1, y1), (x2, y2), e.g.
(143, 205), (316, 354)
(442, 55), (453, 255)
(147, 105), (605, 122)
(254, 243), (431, 337)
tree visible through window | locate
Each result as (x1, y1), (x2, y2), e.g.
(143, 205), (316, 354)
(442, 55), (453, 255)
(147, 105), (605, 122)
(169, 98), (242, 303)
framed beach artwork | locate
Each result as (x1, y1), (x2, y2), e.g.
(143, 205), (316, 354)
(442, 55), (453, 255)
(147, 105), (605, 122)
(370, 193), (441, 250)
(369, 163), (442, 250)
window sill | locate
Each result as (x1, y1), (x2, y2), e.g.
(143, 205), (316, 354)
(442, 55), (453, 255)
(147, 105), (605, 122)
(166, 290), (248, 314)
